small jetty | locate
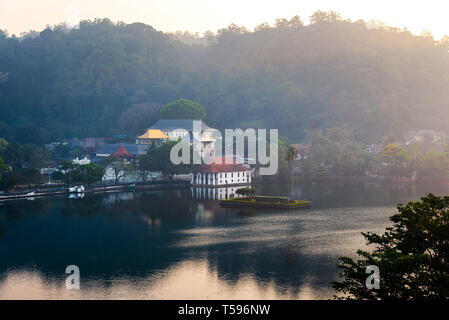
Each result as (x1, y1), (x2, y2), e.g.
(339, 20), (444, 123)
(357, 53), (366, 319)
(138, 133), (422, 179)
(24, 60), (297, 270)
(220, 195), (311, 210)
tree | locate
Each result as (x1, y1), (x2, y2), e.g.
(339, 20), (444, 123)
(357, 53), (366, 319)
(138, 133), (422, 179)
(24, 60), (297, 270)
(332, 193), (449, 300)
(286, 145), (298, 190)
(50, 144), (83, 159)
(118, 102), (162, 135)
(310, 10), (342, 24)
(60, 160), (76, 186)
(4, 144), (22, 170)
(21, 143), (49, 169)
(19, 168), (42, 187)
(103, 156), (132, 183)
(71, 163), (105, 186)
(415, 152), (449, 182)
(134, 154), (157, 183)
(236, 187), (257, 198)
(381, 144), (411, 178)
(0, 171), (21, 193)
(0, 157), (8, 182)
(147, 140), (190, 181)
(301, 128), (369, 180)
(0, 138), (8, 155)
(160, 99), (206, 120)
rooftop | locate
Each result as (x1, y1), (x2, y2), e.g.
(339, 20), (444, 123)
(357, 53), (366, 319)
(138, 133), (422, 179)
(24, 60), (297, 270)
(192, 157), (250, 173)
(96, 143), (149, 156)
(138, 129), (169, 139)
(111, 145), (134, 158)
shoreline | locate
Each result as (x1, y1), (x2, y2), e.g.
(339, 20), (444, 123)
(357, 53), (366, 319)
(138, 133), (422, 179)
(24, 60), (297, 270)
(0, 182), (190, 202)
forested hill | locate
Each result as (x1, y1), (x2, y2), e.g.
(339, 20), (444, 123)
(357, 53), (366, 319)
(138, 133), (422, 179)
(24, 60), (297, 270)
(1, 11), (449, 144)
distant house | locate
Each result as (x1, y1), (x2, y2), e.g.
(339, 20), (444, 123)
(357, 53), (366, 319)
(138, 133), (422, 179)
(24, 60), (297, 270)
(405, 130), (447, 145)
(191, 157), (251, 186)
(93, 143), (148, 163)
(110, 145), (135, 162)
(136, 129), (169, 145)
(147, 119), (216, 159)
(73, 156), (91, 165)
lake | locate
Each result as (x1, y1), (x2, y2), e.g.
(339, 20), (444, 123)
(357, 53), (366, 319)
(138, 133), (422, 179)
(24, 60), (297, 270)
(0, 181), (447, 299)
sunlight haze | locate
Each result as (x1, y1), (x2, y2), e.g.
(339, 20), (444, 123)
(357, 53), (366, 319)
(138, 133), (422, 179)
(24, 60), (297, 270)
(1, 0), (449, 39)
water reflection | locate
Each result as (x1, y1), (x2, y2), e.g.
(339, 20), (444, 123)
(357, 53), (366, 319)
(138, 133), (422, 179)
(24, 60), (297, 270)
(191, 186), (247, 200)
(0, 260), (330, 299)
(1, 181), (448, 299)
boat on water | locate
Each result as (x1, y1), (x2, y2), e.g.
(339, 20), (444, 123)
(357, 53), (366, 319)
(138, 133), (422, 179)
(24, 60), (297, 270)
(220, 195), (311, 210)
(67, 185), (85, 193)
(25, 192), (36, 201)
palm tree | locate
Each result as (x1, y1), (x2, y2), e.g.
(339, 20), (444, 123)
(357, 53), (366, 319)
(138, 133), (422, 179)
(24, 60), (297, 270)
(286, 145), (298, 191)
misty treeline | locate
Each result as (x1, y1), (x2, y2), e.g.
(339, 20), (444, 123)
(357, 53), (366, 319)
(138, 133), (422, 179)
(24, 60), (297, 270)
(1, 11), (449, 145)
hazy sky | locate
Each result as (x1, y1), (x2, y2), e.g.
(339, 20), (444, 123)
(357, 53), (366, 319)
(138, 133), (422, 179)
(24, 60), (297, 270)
(1, 0), (448, 39)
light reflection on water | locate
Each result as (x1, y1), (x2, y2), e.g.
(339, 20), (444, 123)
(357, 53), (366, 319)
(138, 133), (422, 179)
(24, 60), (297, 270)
(0, 181), (447, 299)
(0, 260), (330, 299)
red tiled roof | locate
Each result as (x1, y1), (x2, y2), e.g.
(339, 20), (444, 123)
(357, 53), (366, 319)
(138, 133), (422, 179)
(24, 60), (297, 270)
(111, 145), (134, 158)
(192, 157), (250, 173)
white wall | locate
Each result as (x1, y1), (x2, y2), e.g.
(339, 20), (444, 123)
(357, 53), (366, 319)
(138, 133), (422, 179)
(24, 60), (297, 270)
(193, 171), (251, 186)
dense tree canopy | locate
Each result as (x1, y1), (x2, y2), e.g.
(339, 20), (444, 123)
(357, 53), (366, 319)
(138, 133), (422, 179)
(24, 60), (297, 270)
(160, 99), (206, 120)
(332, 193), (449, 300)
(70, 163), (105, 186)
(144, 140), (190, 180)
(301, 128), (371, 179)
(1, 12), (449, 144)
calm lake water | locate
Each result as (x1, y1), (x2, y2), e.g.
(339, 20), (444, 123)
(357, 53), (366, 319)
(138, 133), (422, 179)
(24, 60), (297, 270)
(0, 181), (448, 299)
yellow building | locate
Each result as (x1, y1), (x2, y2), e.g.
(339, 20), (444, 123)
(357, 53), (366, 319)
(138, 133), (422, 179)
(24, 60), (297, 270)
(136, 129), (169, 145)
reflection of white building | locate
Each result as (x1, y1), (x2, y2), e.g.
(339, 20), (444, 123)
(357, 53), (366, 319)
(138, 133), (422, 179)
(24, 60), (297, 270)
(192, 186), (247, 200)
(191, 157), (251, 186)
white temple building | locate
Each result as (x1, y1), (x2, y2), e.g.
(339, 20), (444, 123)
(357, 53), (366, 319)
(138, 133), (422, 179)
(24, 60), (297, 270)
(191, 157), (251, 186)
(146, 119), (216, 159)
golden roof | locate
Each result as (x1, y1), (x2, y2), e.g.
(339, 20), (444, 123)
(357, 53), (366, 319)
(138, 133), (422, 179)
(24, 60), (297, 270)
(138, 129), (169, 139)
